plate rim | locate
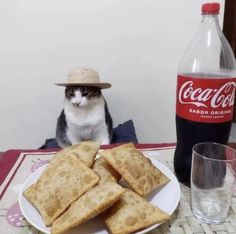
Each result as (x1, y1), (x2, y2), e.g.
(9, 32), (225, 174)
(18, 158), (180, 234)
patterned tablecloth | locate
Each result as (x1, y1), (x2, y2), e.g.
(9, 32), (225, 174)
(0, 145), (236, 234)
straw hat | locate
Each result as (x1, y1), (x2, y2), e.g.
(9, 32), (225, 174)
(56, 67), (111, 89)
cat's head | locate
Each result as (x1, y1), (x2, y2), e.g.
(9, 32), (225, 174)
(65, 86), (102, 107)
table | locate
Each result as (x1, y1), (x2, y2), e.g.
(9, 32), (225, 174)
(0, 144), (236, 234)
(0, 152), (3, 160)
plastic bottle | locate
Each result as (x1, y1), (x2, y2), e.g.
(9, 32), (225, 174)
(174, 2), (236, 187)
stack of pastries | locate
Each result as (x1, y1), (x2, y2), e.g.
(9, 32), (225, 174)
(23, 141), (170, 234)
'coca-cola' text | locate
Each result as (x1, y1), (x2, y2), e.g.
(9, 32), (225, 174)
(176, 75), (236, 123)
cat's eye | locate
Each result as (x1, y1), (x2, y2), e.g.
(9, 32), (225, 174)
(82, 92), (89, 97)
(66, 88), (74, 97)
(69, 90), (74, 96)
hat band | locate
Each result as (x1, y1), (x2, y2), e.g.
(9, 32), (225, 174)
(68, 74), (100, 84)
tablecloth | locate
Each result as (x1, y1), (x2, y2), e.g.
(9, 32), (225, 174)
(0, 145), (236, 234)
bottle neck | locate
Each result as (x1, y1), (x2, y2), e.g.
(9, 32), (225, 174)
(201, 14), (220, 27)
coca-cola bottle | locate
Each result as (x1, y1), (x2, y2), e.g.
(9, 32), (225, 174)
(174, 2), (236, 187)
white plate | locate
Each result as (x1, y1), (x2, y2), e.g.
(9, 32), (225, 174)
(19, 158), (180, 234)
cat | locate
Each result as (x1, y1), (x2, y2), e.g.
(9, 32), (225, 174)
(56, 86), (113, 148)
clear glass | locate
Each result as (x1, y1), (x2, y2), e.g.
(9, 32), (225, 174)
(191, 142), (236, 224)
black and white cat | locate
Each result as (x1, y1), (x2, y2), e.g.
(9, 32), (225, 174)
(56, 86), (113, 148)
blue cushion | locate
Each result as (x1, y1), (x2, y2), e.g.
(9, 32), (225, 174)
(40, 138), (60, 149)
(39, 120), (138, 149)
(111, 120), (138, 143)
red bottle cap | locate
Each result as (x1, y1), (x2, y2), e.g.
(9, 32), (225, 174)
(202, 2), (220, 14)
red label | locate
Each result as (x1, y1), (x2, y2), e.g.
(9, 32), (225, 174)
(176, 75), (236, 123)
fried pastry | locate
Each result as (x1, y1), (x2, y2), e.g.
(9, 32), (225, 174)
(99, 143), (170, 196)
(23, 153), (100, 226)
(92, 157), (120, 183)
(103, 189), (169, 234)
(51, 182), (125, 234)
(35, 141), (100, 186)
(64, 140), (101, 167)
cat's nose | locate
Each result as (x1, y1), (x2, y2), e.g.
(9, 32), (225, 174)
(73, 102), (81, 107)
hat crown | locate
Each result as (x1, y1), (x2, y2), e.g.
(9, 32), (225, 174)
(56, 66), (111, 89)
(68, 67), (100, 84)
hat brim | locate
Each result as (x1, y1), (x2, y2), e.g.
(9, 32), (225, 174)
(55, 83), (111, 89)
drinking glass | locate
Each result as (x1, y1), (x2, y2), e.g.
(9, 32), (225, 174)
(191, 142), (236, 224)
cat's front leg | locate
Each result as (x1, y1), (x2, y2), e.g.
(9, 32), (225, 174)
(69, 137), (83, 145)
(93, 122), (111, 145)
(100, 137), (110, 145)
(93, 134), (110, 145)
(66, 130), (83, 145)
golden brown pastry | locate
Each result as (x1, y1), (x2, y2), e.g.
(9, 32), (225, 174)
(92, 157), (120, 183)
(99, 143), (170, 196)
(51, 182), (125, 234)
(24, 153), (99, 226)
(103, 189), (169, 234)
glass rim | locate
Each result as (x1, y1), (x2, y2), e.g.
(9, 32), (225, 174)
(192, 142), (236, 162)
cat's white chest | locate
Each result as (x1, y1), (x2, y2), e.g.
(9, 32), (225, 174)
(65, 99), (104, 125)
(64, 98), (109, 144)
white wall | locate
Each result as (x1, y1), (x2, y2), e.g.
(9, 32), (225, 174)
(0, 0), (225, 150)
